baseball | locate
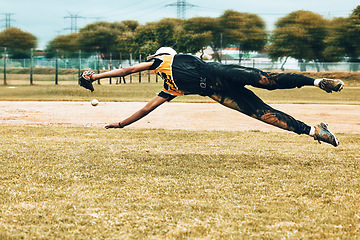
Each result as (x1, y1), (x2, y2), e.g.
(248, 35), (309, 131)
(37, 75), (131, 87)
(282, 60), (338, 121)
(91, 99), (99, 106)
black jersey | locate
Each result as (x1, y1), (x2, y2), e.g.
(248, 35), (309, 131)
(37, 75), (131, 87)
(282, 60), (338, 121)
(147, 54), (207, 97)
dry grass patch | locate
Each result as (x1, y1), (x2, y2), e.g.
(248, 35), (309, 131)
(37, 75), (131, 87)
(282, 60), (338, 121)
(0, 126), (359, 239)
(0, 82), (359, 104)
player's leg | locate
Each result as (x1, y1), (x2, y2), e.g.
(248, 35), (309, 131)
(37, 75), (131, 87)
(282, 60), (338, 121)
(210, 87), (310, 134)
(258, 72), (344, 93)
(223, 65), (344, 92)
(209, 88), (339, 146)
(252, 72), (315, 90)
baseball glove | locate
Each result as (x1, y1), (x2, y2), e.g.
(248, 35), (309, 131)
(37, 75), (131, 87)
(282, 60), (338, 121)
(79, 71), (95, 92)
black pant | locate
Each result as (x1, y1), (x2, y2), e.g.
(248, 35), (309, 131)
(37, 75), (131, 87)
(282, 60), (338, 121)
(205, 63), (314, 135)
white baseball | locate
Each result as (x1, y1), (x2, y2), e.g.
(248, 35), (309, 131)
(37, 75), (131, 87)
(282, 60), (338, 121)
(91, 99), (99, 106)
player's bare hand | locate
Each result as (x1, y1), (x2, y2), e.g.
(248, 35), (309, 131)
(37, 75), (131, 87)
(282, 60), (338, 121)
(105, 122), (121, 129)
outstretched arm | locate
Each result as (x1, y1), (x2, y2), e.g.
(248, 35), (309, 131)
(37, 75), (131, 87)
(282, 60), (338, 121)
(105, 95), (169, 129)
(92, 61), (154, 81)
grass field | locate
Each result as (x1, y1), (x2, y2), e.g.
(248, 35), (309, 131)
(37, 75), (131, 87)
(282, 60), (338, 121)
(0, 81), (360, 105)
(0, 126), (359, 239)
(0, 72), (359, 239)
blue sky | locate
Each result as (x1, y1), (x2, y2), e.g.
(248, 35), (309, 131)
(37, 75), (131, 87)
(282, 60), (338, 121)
(2, 0), (359, 49)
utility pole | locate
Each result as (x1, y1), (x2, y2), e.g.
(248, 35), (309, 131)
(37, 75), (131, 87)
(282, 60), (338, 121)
(1, 13), (15, 28)
(64, 12), (84, 33)
(166, 0), (196, 19)
(3, 47), (7, 85)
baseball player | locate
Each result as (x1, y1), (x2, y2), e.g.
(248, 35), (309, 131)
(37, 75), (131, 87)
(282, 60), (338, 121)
(79, 47), (344, 147)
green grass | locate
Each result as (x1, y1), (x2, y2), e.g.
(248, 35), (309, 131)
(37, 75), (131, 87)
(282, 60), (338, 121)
(0, 81), (359, 104)
(0, 126), (359, 239)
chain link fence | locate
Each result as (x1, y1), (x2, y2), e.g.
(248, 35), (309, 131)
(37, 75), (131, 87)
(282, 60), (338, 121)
(1, 56), (136, 71)
(1, 51), (359, 85)
(3, 56), (360, 71)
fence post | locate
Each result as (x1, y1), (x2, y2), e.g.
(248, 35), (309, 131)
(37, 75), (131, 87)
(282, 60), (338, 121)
(139, 54), (141, 83)
(109, 52), (112, 84)
(119, 52), (122, 68)
(3, 47), (6, 85)
(30, 48), (33, 85)
(118, 52), (122, 84)
(55, 49), (58, 85)
(78, 50), (81, 85)
(238, 44), (243, 65)
(97, 51), (100, 85)
(119, 52), (126, 84)
(129, 53), (132, 83)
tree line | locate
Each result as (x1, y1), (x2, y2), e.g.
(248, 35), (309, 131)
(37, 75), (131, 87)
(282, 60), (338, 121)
(1, 6), (359, 66)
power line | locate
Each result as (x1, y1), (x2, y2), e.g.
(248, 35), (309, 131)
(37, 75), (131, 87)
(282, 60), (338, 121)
(193, 4), (355, 16)
(130, 1), (170, 21)
(93, 0), (166, 19)
(1, 13), (15, 28)
(166, 0), (196, 19)
(64, 12), (85, 33)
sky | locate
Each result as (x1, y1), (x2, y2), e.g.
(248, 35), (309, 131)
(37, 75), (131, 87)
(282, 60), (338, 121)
(1, 0), (359, 50)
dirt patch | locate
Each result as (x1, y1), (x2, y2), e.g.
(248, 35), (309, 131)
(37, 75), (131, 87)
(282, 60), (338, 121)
(0, 101), (359, 134)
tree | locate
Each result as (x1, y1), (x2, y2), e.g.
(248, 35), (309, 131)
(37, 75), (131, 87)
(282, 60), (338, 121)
(346, 6), (360, 59)
(0, 27), (37, 58)
(131, 22), (159, 57)
(154, 18), (184, 49)
(176, 30), (212, 55)
(322, 17), (347, 63)
(121, 20), (139, 31)
(121, 19), (185, 58)
(78, 21), (130, 58)
(116, 31), (138, 59)
(45, 33), (80, 58)
(219, 10), (267, 62)
(176, 17), (216, 55)
(268, 10), (328, 71)
(334, 5), (360, 71)
(114, 21), (140, 59)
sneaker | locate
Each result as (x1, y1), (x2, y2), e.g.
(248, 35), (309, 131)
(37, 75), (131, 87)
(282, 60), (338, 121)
(313, 122), (339, 147)
(319, 78), (344, 93)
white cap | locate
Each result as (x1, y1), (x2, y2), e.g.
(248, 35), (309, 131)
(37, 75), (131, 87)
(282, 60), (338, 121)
(147, 47), (177, 59)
